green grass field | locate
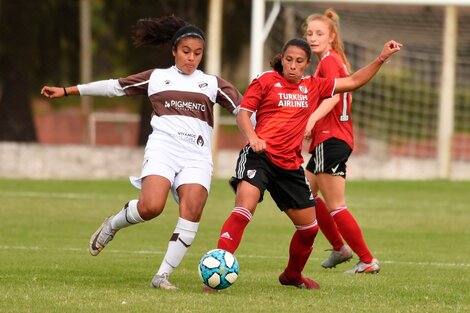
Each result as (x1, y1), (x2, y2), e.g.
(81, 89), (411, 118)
(0, 178), (469, 313)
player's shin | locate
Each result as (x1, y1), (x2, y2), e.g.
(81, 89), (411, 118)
(315, 196), (344, 251)
(284, 221), (319, 278)
(157, 217), (199, 276)
(331, 207), (374, 264)
(217, 207), (253, 254)
(111, 200), (144, 230)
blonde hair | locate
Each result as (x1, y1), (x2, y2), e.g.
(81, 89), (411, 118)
(304, 8), (351, 73)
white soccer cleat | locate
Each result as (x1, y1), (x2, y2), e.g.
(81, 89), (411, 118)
(151, 273), (178, 290)
(321, 245), (353, 268)
(345, 258), (380, 274)
(89, 216), (117, 256)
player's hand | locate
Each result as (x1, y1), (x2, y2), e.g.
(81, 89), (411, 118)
(378, 40), (402, 62)
(40, 86), (65, 99)
(304, 125), (314, 141)
(249, 138), (266, 153)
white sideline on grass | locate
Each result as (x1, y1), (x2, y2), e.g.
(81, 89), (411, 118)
(0, 245), (469, 269)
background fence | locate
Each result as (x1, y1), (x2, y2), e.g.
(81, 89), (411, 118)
(257, 1), (470, 179)
(1, 1), (469, 180)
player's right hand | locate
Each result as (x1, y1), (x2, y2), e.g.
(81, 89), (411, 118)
(249, 138), (266, 153)
(40, 86), (64, 99)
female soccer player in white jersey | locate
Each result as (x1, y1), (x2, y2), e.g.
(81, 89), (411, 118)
(303, 9), (380, 274)
(215, 38), (401, 289)
(41, 16), (242, 290)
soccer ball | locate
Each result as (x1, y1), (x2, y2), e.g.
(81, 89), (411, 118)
(198, 249), (239, 290)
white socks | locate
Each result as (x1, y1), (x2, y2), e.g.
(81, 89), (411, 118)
(109, 202), (199, 278)
(111, 200), (144, 230)
(157, 217), (199, 276)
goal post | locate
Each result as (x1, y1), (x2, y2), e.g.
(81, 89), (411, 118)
(206, 0), (224, 176)
(437, 5), (457, 178)
(250, 0), (470, 180)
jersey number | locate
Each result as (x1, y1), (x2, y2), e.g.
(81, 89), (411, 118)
(339, 92), (349, 122)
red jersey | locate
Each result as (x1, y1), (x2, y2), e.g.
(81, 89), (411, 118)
(309, 49), (354, 152)
(241, 71), (335, 170)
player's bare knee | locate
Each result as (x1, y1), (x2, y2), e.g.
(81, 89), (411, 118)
(137, 200), (164, 220)
(180, 205), (203, 222)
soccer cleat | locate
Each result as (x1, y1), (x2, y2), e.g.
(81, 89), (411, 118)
(89, 216), (117, 256)
(279, 271), (320, 289)
(151, 273), (178, 290)
(345, 258), (380, 274)
(321, 245), (353, 268)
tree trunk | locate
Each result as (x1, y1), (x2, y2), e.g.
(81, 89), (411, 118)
(0, 0), (37, 142)
(0, 66), (36, 142)
(138, 98), (153, 145)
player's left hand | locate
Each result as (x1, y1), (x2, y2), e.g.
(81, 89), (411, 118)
(378, 40), (402, 62)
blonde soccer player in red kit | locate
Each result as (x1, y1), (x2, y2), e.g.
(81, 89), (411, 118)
(304, 8), (381, 274)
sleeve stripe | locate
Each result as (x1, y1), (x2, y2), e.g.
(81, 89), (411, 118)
(332, 78), (337, 97)
(122, 80), (150, 90)
(217, 87), (238, 110)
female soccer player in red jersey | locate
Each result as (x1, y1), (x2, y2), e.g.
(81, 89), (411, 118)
(303, 9), (380, 274)
(215, 37), (401, 289)
(41, 16), (242, 290)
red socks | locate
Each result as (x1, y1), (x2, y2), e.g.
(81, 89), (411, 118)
(217, 207), (252, 254)
(331, 207), (373, 264)
(284, 222), (319, 279)
(315, 196), (344, 251)
(218, 207), (322, 280)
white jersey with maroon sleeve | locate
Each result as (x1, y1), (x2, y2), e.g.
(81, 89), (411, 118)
(117, 66), (241, 195)
(118, 66), (240, 159)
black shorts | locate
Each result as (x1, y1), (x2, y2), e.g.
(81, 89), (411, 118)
(229, 146), (316, 211)
(306, 137), (352, 178)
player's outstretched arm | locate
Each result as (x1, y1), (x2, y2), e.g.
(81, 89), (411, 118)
(335, 40), (402, 94)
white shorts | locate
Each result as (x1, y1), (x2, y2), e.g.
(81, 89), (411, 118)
(130, 139), (213, 203)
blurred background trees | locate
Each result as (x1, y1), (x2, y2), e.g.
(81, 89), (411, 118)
(0, 0), (79, 142)
(0, 0), (251, 143)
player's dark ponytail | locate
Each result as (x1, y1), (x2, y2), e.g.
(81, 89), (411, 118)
(270, 54), (283, 75)
(132, 15), (205, 49)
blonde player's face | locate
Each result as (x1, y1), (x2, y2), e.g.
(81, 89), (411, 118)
(173, 37), (204, 75)
(305, 20), (333, 58)
(281, 46), (310, 84)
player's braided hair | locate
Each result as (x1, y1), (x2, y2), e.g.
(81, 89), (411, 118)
(132, 15), (205, 49)
(270, 38), (311, 75)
